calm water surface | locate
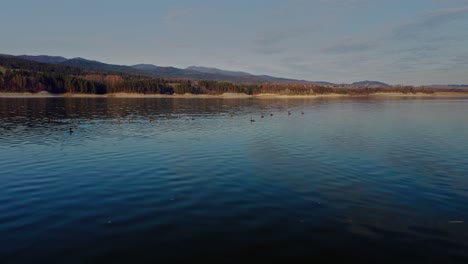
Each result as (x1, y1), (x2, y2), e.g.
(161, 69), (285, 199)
(1, 97), (468, 263)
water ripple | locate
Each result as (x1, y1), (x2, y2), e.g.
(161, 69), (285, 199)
(0, 97), (468, 263)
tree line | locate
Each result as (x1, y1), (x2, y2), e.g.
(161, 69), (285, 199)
(1, 56), (465, 95)
(1, 69), (461, 95)
(0, 70), (177, 94)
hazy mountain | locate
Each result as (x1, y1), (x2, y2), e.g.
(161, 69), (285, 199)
(0, 54), (388, 86)
(61, 58), (146, 75)
(0, 54), (68, 64)
(133, 64), (176, 72)
(132, 64), (204, 78)
(351, 81), (390, 87)
(133, 63), (320, 83)
(0, 54), (330, 83)
(19, 55), (67, 64)
(186, 66), (334, 84)
(186, 66), (251, 77)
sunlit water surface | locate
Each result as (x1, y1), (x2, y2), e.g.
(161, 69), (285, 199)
(1, 97), (468, 263)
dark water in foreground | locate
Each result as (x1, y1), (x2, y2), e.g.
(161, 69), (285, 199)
(1, 97), (468, 263)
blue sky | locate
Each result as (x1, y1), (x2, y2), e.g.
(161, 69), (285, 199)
(1, 0), (468, 85)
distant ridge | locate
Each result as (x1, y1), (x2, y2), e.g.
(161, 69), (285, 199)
(186, 66), (252, 77)
(0, 53), (388, 86)
(0, 54), (68, 64)
(61, 57), (144, 75)
(350, 80), (390, 87)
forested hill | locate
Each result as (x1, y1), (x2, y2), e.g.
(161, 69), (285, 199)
(0, 54), (392, 86)
(0, 56), (179, 94)
(0, 56), (266, 94)
(1, 55), (464, 95)
(0, 54), (316, 84)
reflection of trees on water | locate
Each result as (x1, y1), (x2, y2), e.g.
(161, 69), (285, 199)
(0, 97), (328, 121)
(0, 98), (324, 137)
(3, 96), (444, 134)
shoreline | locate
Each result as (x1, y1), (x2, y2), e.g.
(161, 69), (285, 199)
(1, 91), (467, 99)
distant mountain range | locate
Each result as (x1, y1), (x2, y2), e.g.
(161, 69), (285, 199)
(0, 53), (393, 87)
(351, 81), (390, 88)
(186, 66), (252, 77)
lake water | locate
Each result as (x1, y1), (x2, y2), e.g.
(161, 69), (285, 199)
(1, 97), (468, 263)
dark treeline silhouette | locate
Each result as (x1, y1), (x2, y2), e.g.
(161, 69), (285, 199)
(1, 56), (92, 76)
(257, 83), (443, 95)
(0, 70), (177, 94)
(1, 56), (467, 95)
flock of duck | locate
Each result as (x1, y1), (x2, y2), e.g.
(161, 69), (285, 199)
(250, 110), (304, 123)
(47, 110), (305, 134)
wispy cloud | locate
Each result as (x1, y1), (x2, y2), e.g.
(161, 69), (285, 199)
(393, 6), (468, 39)
(324, 40), (377, 54)
(252, 28), (312, 55)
